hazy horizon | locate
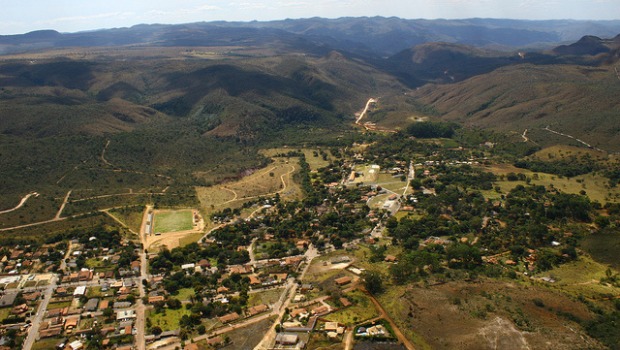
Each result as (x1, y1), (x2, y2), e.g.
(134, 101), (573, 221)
(2, 0), (619, 35)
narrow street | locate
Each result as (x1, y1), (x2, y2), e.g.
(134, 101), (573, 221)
(22, 275), (57, 350)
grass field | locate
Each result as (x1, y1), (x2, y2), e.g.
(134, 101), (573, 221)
(480, 163), (620, 203)
(0, 308), (11, 322)
(108, 206), (145, 233)
(325, 289), (379, 325)
(582, 231), (620, 269)
(153, 210), (193, 233)
(196, 156), (301, 218)
(47, 300), (72, 310)
(248, 288), (283, 307)
(173, 288), (196, 301)
(543, 255), (620, 298)
(260, 147), (332, 171)
(148, 307), (192, 332)
(32, 337), (65, 350)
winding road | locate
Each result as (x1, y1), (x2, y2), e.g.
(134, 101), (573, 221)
(0, 192), (39, 214)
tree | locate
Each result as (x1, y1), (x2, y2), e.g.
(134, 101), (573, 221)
(364, 270), (384, 294)
(150, 326), (163, 336)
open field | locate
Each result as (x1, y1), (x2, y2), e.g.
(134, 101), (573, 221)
(32, 337), (65, 350)
(148, 307), (192, 332)
(326, 289), (379, 325)
(146, 228), (204, 251)
(542, 255), (620, 299)
(153, 209), (194, 233)
(0, 308), (11, 322)
(0, 213), (120, 242)
(378, 279), (601, 350)
(582, 231), (620, 270)
(480, 163), (620, 203)
(248, 288), (283, 307)
(0, 192), (63, 229)
(196, 156), (301, 218)
(108, 206), (145, 233)
(173, 288), (196, 302)
(260, 147), (332, 171)
(214, 316), (276, 350)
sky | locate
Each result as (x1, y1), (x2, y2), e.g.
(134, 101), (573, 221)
(1, 0), (619, 35)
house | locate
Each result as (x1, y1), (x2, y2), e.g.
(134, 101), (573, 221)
(0, 292), (18, 307)
(130, 261), (141, 272)
(273, 273), (288, 282)
(284, 256), (303, 266)
(68, 340), (83, 350)
(384, 255), (398, 263)
(290, 308), (307, 318)
(23, 291), (41, 302)
(148, 295), (165, 304)
(184, 344), (199, 350)
(296, 240), (309, 249)
(339, 297), (352, 307)
(98, 300), (109, 310)
(73, 286), (87, 297)
(312, 305), (329, 315)
(197, 259), (211, 268)
(116, 309), (136, 321)
(247, 304), (268, 316)
(113, 301), (132, 309)
(229, 265), (252, 274)
(181, 263), (195, 270)
(300, 284), (313, 293)
(11, 304), (28, 315)
(324, 322), (340, 332)
(38, 327), (62, 338)
(218, 312), (240, 323)
(217, 286), (230, 294)
(207, 336), (224, 346)
(78, 270), (92, 281)
(64, 316), (80, 330)
(335, 276), (352, 286)
(275, 333), (299, 345)
(83, 298), (99, 312)
(249, 275), (262, 286)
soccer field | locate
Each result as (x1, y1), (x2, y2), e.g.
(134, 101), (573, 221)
(153, 210), (194, 233)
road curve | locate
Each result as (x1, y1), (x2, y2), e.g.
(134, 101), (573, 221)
(0, 192), (39, 214)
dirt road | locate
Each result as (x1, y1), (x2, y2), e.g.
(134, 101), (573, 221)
(364, 288), (415, 350)
(55, 190), (72, 219)
(0, 192), (39, 214)
(355, 98), (377, 124)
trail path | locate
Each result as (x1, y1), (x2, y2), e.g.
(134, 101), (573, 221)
(223, 164), (296, 204)
(101, 139), (113, 166)
(542, 126), (604, 152)
(355, 98), (377, 124)
(522, 129), (529, 142)
(55, 190), (72, 219)
(364, 288), (415, 349)
(0, 192), (39, 214)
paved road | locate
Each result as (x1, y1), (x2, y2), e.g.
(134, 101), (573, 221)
(22, 274), (57, 350)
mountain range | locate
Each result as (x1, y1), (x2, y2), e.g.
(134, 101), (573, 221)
(3, 17), (620, 56)
(1, 16), (620, 192)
